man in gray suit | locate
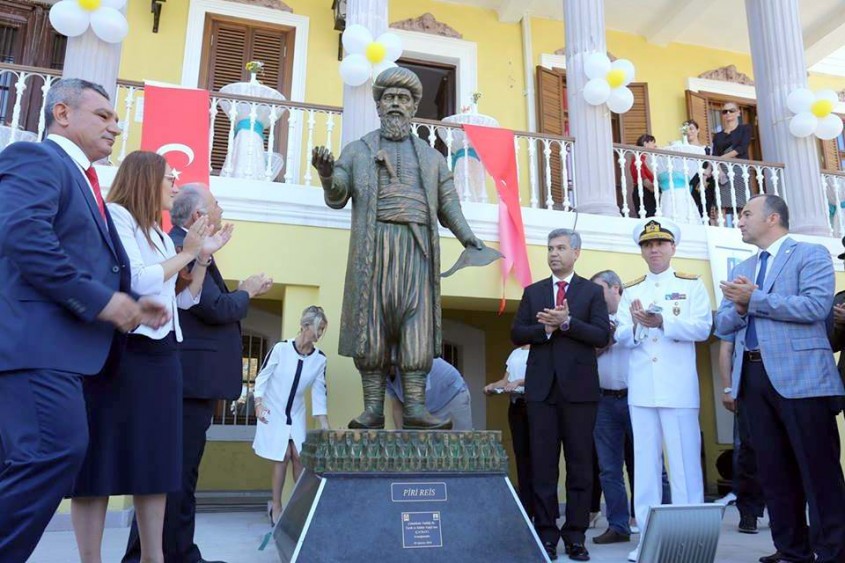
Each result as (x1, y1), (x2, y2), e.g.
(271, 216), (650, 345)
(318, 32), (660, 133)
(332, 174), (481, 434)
(716, 194), (845, 563)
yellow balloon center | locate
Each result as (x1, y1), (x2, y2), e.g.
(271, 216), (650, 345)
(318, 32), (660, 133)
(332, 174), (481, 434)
(78, 0), (101, 11)
(606, 69), (626, 89)
(811, 99), (833, 118)
(366, 42), (386, 64)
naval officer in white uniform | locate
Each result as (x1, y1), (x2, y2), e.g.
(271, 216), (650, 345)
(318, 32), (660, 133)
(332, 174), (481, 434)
(615, 218), (712, 562)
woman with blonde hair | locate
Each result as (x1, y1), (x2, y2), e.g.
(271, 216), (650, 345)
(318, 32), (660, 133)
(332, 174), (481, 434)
(70, 151), (232, 563)
(253, 305), (330, 525)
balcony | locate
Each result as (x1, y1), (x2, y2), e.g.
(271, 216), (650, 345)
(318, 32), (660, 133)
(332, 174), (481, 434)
(1, 63), (842, 262)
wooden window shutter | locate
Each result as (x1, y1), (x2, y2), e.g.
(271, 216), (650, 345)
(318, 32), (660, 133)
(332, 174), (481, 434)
(821, 138), (841, 172)
(619, 83), (651, 145)
(536, 66), (567, 206)
(202, 17), (292, 175)
(685, 90), (711, 146)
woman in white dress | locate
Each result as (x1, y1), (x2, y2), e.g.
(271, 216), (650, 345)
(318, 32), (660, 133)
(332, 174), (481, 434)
(253, 305), (330, 525)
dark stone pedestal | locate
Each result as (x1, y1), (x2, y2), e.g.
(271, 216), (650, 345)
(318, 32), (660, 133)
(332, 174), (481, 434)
(274, 430), (548, 563)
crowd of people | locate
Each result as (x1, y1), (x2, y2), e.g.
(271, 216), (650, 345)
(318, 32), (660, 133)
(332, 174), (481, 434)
(498, 202), (845, 562)
(1, 75), (845, 563)
(628, 101), (754, 227)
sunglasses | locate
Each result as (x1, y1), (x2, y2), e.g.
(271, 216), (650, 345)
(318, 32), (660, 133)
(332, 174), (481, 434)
(721, 108), (738, 115)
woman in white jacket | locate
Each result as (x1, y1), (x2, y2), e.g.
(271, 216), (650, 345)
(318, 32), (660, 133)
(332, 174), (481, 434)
(253, 305), (330, 525)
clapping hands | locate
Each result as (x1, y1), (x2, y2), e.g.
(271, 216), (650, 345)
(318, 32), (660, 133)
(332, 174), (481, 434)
(630, 299), (663, 329)
(182, 217), (234, 261)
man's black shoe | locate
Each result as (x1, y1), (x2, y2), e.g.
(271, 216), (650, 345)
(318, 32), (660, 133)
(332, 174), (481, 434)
(592, 528), (630, 544)
(543, 541), (558, 560)
(758, 553), (783, 563)
(566, 542), (590, 561)
(738, 515), (758, 534)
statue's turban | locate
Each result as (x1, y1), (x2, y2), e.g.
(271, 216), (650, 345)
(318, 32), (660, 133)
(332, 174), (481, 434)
(372, 67), (423, 105)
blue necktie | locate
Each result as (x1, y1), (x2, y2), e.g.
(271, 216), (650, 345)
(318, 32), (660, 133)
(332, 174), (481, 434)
(744, 251), (770, 351)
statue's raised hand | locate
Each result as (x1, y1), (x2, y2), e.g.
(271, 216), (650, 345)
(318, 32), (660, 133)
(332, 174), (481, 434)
(311, 146), (335, 178)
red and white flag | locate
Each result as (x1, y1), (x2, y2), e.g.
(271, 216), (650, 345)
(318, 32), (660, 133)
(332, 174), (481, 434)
(141, 83), (210, 229)
(462, 124), (532, 311)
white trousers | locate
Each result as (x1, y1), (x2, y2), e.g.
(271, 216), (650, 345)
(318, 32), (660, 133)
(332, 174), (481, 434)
(629, 406), (703, 537)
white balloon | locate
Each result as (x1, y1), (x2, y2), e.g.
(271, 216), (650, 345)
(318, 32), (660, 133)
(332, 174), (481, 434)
(101, 0), (127, 8)
(342, 24), (373, 56)
(816, 114), (844, 141)
(372, 60), (397, 80)
(816, 89), (839, 105)
(611, 59), (635, 85)
(584, 52), (611, 81)
(90, 7), (128, 43)
(376, 32), (403, 62)
(786, 88), (814, 114)
(583, 78), (611, 105)
(49, 1), (90, 37)
(607, 87), (634, 113)
(339, 54), (371, 87)
(788, 112), (817, 138)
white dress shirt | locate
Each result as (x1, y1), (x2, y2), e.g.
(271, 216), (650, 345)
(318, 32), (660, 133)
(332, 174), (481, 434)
(505, 347), (529, 383)
(108, 203), (200, 341)
(754, 234), (788, 280)
(551, 271), (575, 304)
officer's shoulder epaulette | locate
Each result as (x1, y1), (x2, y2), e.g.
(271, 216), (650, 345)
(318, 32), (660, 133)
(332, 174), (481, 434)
(674, 271), (700, 280)
(624, 275), (646, 288)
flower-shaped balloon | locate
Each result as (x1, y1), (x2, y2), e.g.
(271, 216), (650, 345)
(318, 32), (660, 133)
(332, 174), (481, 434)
(582, 53), (636, 114)
(339, 24), (403, 87)
(49, 0), (128, 44)
(787, 88), (843, 141)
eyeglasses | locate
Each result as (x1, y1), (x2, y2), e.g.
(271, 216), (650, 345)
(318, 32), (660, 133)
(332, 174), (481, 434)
(164, 174), (177, 185)
(721, 108), (738, 115)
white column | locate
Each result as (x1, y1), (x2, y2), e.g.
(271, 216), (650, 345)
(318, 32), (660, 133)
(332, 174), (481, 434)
(746, 0), (828, 235)
(563, 0), (618, 216)
(61, 29), (123, 103)
(340, 0), (387, 149)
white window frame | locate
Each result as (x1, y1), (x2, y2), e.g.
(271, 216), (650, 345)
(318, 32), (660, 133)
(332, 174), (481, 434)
(181, 0), (310, 183)
(392, 29), (478, 111)
(539, 53), (566, 71)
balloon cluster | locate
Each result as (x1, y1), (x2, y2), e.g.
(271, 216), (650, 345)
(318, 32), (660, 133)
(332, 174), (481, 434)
(49, 0), (128, 44)
(339, 24), (403, 87)
(786, 88), (843, 141)
(582, 53), (636, 114)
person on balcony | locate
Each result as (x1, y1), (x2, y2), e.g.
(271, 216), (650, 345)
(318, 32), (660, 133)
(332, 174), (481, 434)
(122, 184), (273, 563)
(0, 79), (169, 562)
(71, 151), (231, 563)
(684, 120), (716, 223)
(712, 103), (752, 223)
(253, 306), (330, 526)
(716, 194), (845, 563)
(615, 218), (712, 563)
(629, 134), (657, 218)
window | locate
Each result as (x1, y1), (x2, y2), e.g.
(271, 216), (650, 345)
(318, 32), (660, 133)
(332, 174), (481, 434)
(212, 331), (269, 427)
(397, 57), (456, 156)
(0, 0), (66, 131)
(442, 341), (460, 371)
(198, 14), (295, 174)
(820, 126), (844, 172)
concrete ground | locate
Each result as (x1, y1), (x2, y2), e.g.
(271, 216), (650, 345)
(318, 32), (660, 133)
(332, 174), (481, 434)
(32, 505), (776, 562)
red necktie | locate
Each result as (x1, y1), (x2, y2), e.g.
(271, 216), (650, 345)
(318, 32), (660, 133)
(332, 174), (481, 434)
(84, 166), (107, 221)
(556, 280), (567, 307)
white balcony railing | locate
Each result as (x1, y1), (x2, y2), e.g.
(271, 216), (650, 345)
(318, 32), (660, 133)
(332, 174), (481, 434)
(614, 143), (786, 227)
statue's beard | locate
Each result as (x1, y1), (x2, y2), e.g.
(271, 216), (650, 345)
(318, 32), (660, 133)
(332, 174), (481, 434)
(380, 114), (411, 141)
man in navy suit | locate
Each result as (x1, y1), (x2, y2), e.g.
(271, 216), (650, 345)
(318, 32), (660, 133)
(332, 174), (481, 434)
(716, 194), (845, 563)
(512, 228), (610, 562)
(0, 79), (169, 561)
(123, 184), (271, 563)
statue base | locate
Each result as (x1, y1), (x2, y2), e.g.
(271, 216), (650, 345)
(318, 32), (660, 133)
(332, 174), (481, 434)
(273, 430), (548, 562)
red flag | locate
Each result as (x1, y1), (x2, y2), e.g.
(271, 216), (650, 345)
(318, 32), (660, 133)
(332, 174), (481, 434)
(141, 84), (210, 229)
(462, 125), (532, 311)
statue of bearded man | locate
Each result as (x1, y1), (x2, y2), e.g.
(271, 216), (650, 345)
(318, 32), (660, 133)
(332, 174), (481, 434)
(311, 67), (484, 430)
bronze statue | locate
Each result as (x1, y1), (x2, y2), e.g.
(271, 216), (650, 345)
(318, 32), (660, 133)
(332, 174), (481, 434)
(311, 66), (491, 430)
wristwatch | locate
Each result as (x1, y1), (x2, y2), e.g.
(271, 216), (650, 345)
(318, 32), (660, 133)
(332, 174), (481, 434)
(722, 387), (732, 394)
(559, 319), (570, 332)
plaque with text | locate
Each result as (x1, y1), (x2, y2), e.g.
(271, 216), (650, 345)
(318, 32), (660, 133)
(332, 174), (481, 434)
(401, 511), (443, 549)
(391, 482), (448, 502)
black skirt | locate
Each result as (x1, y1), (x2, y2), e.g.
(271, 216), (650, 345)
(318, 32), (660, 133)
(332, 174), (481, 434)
(72, 333), (183, 496)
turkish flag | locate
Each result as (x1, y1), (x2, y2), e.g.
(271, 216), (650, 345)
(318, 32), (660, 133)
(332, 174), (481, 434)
(462, 124), (532, 311)
(141, 83), (210, 229)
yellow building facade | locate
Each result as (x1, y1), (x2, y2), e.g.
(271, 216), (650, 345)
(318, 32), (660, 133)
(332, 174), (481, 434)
(12, 0), (844, 515)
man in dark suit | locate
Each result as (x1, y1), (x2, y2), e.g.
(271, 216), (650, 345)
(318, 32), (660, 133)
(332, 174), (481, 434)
(828, 236), (845, 391)
(0, 79), (168, 561)
(123, 184), (272, 563)
(512, 228), (610, 562)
